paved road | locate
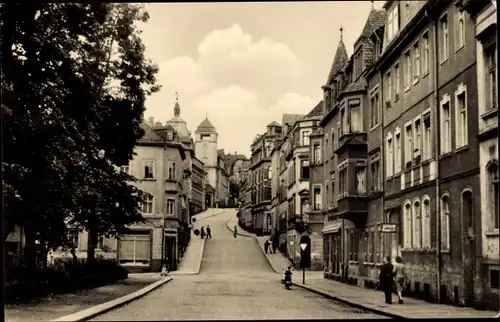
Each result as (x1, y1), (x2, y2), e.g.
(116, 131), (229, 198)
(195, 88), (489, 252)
(93, 210), (384, 320)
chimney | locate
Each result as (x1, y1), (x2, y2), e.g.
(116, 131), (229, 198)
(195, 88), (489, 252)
(149, 117), (154, 124)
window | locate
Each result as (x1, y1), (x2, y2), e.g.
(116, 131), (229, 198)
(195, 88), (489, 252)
(349, 229), (358, 261)
(422, 32), (430, 75)
(491, 269), (500, 289)
(268, 167), (272, 179)
(395, 131), (402, 173)
(422, 197), (431, 248)
(302, 131), (310, 146)
(331, 177), (336, 206)
(201, 134), (210, 141)
(370, 156), (380, 192)
(386, 135), (394, 177)
(313, 144), (321, 164)
(386, 71), (392, 103)
(440, 14), (449, 62)
(339, 167), (348, 197)
(143, 160), (155, 179)
(440, 96), (451, 154)
(370, 92), (380, 128)
(423, 112), (432, 160)
(370, 230), (375, 263)
(350, 102), (361, 132)
(331, 130), (336, 151)
(413, 200), (422, 248)
(168, 162), (176, 180)
(142, 194), (154, 214)
(313, 186), (321, 210)
(97, 235), (104, 250)
(413, 41), (420, 81)
(462, 189), (474, 241)
(355, 166), (366, 194)
(455, 85), (468, 148)
(488, 162), (499, 229)
(404, 50), (412, 90)
(403, 202), (412, 248)
(340, 109), (346, 135)
(166, 199), (175, 215)
(455, 7), (465, 51)
(166, 131), (173, 141)
(405, 124), (413, 168)
(301, 160), (310, 180)
(120, 165), (130, 174)
(485, 45), (497, 110)
(414, 118), (422, 160)
(441, 195), (451, 250)
(394, 63), (400, 98)
(387, 5), (400, 43)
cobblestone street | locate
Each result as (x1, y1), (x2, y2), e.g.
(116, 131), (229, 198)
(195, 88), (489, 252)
(93, 211), (384, 320)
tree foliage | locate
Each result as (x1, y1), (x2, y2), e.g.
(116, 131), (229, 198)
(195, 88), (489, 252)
(1, 3), (160, 263)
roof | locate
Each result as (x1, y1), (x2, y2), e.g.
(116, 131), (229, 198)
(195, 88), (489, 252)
(267, 121), (281, 127)
(138, 121), (163, 143)
(223, 153), (248, 172)
(326, 37), (349, 84)
(196, 117), (217, 134)
(354, 9), (387, 48)
(282, 114), (305, 128)
(304, 100), (323, 119)
(340, 78), (367, 95)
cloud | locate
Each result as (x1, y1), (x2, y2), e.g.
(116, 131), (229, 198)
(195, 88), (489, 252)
(145, 23), (319, 156)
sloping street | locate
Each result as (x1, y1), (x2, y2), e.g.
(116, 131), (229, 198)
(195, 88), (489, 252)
(92, 210), (384, 320)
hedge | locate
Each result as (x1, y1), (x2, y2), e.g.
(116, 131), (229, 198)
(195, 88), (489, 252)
(5, 258), (128, 303)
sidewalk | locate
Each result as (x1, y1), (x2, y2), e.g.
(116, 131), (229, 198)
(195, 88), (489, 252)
(171, 231), (205, 275)
(228, 219), (497, 318)
(226, 218), (293, 274)
(5, 275), (162, 322)
(192, 208), (226, 222)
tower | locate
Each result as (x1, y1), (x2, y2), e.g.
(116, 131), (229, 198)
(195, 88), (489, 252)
(195, 115), (218, 193)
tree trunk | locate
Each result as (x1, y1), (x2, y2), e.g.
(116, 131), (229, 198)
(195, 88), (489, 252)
(23, 227), (37, 273)
(87, 228), (97, 266)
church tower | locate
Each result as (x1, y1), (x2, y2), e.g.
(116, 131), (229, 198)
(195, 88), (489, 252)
(195, 116), (218, 193)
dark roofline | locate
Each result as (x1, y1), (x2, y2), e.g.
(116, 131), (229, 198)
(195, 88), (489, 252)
(136, 140), (186, 160)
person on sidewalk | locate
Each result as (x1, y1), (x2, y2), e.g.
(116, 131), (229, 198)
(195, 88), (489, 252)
(393, 256), (407, 304)
(379, 256), (394, 304)
(206, 225), (212, 238)
(264, 240), (270, 254)
(233, 225), (238, 238)
(200, 226), (205, 239)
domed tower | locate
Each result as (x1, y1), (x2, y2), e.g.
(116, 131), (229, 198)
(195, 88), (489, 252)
(195, 115), (218, 192)
(166, 93), (193, 146)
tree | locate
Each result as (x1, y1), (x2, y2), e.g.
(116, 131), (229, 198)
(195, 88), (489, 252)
(1, 3), (159, 268)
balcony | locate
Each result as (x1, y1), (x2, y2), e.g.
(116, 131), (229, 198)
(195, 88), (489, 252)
(337, 193), (368, 219)
(165, 179), (181, 193)
(334, 132), (367, 155)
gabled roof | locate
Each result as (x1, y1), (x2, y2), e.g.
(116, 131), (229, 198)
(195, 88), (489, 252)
(326, 38), (349, 84)
(282, 114), (305, 128)
(196, 117), (217, 134)
(354, 9), (387, 48)
(305, 100), (324, 119)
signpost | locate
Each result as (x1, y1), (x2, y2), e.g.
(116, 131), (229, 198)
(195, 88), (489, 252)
(299, 235), (311, 285)
(381, 223), (397, 233)
(300, 243), (307, 284)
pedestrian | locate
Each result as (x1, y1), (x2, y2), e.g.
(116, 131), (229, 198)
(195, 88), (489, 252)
(264, 240), (270, 254)
(379, 256), (394, 304)
(206, 225), (212, 238)
(272, 241), (278, 254)
(200, 226), (205, 239)
(233, 225), (237, 238)
(393, 256), (407, 304)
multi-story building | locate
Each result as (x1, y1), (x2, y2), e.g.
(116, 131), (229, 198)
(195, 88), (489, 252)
(194, 117), (230, 207)
(270, 132), (283, 238)
(192, 157), (207, 215)
(247, 122), (282, 235)
(317, 0), (496, 310)
(221, 151), (250, 207)
(461, 0), (498, 309)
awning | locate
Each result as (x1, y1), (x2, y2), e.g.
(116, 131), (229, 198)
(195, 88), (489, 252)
(322, 221), (341, 234)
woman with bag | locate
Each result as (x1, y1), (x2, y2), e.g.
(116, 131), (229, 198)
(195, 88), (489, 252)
(393, 256), (407, 304)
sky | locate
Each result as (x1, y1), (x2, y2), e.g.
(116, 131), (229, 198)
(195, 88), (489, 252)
(139, 1), (385, 157)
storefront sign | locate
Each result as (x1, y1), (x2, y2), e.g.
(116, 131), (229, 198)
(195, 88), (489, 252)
(322, 221), (341, 233)
(381, 223), (397, 233)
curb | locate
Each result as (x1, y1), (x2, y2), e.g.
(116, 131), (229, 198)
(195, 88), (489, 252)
(193, 209), (226, 222)
(52, 277), (173, 322)
(292, 283), (404, 319)
(225, 220), (253, 237)
(254, 237), (282, 274)
(196, 237), (206, 274)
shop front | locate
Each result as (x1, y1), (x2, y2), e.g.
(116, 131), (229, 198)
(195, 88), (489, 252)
(322, 220), (342, 279)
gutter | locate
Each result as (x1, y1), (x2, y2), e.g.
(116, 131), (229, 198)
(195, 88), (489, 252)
(424, 8), (442, 303)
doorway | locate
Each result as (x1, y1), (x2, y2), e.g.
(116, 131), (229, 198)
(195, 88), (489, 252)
(389, 211), (401, 261)
(461, 189), (475, 306)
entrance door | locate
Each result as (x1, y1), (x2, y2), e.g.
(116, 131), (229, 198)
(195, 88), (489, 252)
(461, 190), (475, 306)
(389, 211), (401, 260)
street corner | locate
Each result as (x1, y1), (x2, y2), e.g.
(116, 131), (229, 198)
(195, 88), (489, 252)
(51, 277), (173, 322)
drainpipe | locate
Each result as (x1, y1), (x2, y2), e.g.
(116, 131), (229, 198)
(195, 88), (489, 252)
(426, 8), (442, 303)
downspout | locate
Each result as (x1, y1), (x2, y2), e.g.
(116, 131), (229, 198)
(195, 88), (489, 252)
(426, 8), (442, 303)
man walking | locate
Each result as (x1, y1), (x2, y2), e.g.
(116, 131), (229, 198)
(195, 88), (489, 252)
(200, 226), (205, 239)
(264, 240), (270, 254)
(379, 256), (394, 304)
(206, 225), (212, 238)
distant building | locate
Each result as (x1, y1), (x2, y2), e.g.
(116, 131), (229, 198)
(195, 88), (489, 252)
(192, 157), (207, 215)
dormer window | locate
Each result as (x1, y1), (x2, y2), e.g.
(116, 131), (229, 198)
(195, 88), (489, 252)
(386, 4), (400, 44)
(166, 131), (173, 141)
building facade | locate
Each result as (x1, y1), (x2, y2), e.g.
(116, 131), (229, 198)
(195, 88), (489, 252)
(192, 157), (207, 215)
(461, 0), (499, 309)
